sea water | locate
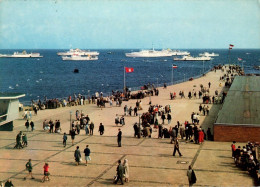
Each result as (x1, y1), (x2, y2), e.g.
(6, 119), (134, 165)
(0, 49), (259, 104)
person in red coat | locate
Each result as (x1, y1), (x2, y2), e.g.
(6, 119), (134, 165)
(198, 129), (204, 144)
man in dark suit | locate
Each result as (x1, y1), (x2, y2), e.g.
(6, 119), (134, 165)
(173, 138), (182, 157)
(114, 160), (124, 185)
(117, 129), (122, 147)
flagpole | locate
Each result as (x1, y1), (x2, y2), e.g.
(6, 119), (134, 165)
(124, 66), (125, 93)
(171, 65), (173, 85)
(228, 48), (230, 64)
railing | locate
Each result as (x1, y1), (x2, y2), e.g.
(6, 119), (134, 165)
(21, 69), (213, 107)
(0, 114), (8, 124)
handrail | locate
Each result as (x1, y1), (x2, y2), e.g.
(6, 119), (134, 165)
(0, 114), (7, 118)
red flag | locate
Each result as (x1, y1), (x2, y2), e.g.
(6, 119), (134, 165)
(238, 58), (242, 61)
(172, 65), (178, 68)
(229, 44), (234, 47)
(125, 67), (134, 73)
(229, 47), (232, 50)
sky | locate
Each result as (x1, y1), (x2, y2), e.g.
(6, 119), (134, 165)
(0, 0), (260, 49)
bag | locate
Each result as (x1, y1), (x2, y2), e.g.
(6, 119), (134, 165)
(113, 175), (118, 181)
(80, 158), (82, 162)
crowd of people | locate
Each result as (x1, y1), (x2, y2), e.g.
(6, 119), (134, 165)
(231, 141), (260, 184)
(42, 119), (61, 133)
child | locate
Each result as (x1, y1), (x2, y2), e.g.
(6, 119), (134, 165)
(22, 133), (27, 147)
(63, 133), (67, 147)
(42, 163), (50, 182)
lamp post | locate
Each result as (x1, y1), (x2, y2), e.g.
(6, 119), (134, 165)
(138, 114), (141, 138)
(70, 111), (72, 131)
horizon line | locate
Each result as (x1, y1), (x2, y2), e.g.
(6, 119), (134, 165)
(0, 48), (259, 50)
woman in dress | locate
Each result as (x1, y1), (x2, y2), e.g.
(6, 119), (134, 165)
(123, 159), (129, 182)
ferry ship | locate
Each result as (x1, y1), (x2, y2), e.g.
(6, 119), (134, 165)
(62, 54), (98, 61)
(125, 49), (173, 57)
(0, 51), (43, 58)
(199, 52), (219, 57)
(57, 48), (99, 56)
(173, 55), (211, 61)
(125, 48), (190, 57)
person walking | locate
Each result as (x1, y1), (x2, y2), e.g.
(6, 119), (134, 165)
(85, 123), (89, 135)
(99, 123), (104, 135)
(173, 138), (182, 157)
(117, 129), (122, 147)
(30, 121), (34, 131)
(25, 120), (29, 131)
(134, 106), (138, 116)
(24, 159), (35, 180)
(187, 165), (197, 186)
(89, 122), (94, 135)
(63, 133), (67, 147)
(41, 163), (50, 183)
(4, 179), (14, 187)
(161, 112), (165, 124)
(74, 146), (81, 166)
(114, 160), (124, 185)
(70, 128), (76, 146)
(84, 145), (91, 166)
(198, 129), (204, 144)
(123, 159), (129, 183)
(14, 131), (23, 149)
(22, 133), (27, 147)
(167, 113), (172, 125)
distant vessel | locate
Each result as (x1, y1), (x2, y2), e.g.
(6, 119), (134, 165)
(254, 65), (260, 70)
(174, 55), (211, 61)
(0, 51), (43, 58)
(199, 52), (219, 57)
(125, 48), (173, 57)
(125, 48), (190, 57)
(62, 54), (98, 61)
(57, 48), (99, 56)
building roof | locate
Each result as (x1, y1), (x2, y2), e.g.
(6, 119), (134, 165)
(0, 93), (25, 99)
(215, 76), (260, 126)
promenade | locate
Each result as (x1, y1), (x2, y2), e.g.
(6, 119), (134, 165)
(0, 68), (255, 186)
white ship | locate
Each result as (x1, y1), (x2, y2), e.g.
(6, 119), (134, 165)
(174, 55), (211, 61)
(125, 49), (173, 57)
(62, 54), (98, 61)
(0, 51), (43, 58)
(199, 52), (219, 57)
(57, 48), (99, 56)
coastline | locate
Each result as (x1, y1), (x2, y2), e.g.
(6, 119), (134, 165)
(15, 67), (227, 137)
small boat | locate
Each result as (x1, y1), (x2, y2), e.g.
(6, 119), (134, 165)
(174, 55), (211, 61)
(62, 54), (98, 61)
(0, 51), (43, 58)
(199, 52), (219, 57)
(73, 69), (79, 73)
